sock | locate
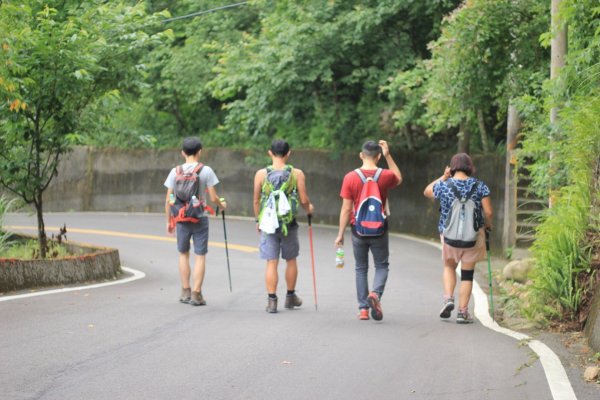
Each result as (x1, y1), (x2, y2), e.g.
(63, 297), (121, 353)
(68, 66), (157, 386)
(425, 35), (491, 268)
(268, 293), (277, 299)
(287, 290), (295, 296)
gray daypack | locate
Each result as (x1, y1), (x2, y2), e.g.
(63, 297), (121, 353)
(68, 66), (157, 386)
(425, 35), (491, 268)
(443, 180), (481, 248)
(170, 163), (205, 223)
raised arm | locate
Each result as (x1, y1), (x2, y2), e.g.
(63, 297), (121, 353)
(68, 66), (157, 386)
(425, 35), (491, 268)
(379, 140), (402, 185)
(424, 166), (451, 199)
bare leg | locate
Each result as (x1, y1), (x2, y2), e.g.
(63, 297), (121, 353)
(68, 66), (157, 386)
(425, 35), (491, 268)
(192, 254), (206, 292)
(458, 261), (476, 309)
(285, 258), (298, 291)
(443, 259), (458, 298)
(265, 259), (279, 294)
(179, 252), (191, 289)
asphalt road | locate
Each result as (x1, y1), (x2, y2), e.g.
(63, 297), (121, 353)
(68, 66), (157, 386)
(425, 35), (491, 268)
(1, 213), (557, 400)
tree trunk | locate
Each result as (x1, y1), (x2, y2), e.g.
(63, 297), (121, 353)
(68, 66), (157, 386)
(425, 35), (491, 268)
(457, 121), (470, 154)
(404, 124), (415, 152)
(549, 0), (567, 208)
(35, 194), (47, 259)
(477, 108), (490, 153)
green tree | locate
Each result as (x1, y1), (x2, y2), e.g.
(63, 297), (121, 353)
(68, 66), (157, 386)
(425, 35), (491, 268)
(0, 0), (171, 257)
(389, 0), (548, 153)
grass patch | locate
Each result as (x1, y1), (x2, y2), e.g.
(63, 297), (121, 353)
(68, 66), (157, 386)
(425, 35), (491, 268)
(0, 239), (77, 260)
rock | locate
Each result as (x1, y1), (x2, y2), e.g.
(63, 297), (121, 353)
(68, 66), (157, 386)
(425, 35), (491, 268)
(502, 258), (535, 283)
(583, 366), (600, 381)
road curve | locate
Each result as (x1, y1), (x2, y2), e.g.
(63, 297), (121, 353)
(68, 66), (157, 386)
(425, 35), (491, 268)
(1, 212), (564, 400)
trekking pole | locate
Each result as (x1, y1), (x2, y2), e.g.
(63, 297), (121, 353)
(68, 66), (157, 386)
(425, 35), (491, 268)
(485, 229), (494, 320)
(219, 199), (233, 292)
(307, 214), (318, 311)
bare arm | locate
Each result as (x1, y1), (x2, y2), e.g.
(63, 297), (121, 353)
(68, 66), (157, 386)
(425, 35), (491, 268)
(253, 169), (266, 220)
(424, 166), (451, 199)
(207, 186), (227, 210)
(294, 169), (314, 215)
(482, 196), (493, 230)
(334, 198), (353, 246)
(165, 188), (174, 234)
(379, 140), (402, 185)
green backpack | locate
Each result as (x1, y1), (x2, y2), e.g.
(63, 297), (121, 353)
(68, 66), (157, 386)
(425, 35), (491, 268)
(258, 165), (299, 236)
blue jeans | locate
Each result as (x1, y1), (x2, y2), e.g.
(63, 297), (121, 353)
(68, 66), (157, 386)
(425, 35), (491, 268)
(352, 229), (390, 310)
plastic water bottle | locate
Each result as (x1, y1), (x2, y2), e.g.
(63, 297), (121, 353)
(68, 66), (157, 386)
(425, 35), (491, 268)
(335, 247), (344, 269)
(191, 195), (200, 207)
(169, 193), (175, 205)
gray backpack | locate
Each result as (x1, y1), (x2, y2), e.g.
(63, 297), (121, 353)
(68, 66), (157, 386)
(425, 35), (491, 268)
(443, 180), (481, 248)
(170, 163), (204, 223)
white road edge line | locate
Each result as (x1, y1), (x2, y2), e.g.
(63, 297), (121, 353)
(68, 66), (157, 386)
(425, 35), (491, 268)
(0, 266), (145, 302)
(393, 233), (577, 400)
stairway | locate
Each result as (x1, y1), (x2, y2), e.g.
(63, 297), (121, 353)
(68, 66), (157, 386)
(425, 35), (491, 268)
(515, 165), (547, 246)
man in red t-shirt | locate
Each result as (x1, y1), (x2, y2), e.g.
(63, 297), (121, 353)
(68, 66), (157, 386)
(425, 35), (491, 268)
(335, 140), (402, 321)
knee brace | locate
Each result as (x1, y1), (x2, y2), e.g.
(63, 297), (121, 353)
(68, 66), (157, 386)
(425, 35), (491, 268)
(461, 269), (474, 281)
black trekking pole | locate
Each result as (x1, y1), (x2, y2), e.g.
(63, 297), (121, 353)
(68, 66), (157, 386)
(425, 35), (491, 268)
(218, 199), (233, 292)
(485, 229), (494, 320)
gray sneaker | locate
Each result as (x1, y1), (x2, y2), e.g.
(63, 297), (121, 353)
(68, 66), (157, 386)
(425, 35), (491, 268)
(285, 293), (302, 309)
(266, 296), (278, 313)
(456, 310), (474, 324)
(179, 288), (191, 304)
(190, 291), (206, 306)
(439, 297), (455, 319)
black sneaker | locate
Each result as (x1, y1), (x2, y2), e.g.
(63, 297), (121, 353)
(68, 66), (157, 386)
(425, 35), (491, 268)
(179, 288), (191, 304)
(266, 296), (278, 313)
(456, 310), (474, 324)
(439, 298), (455, 319)
(190, 291), (206, 306)
(285, 293), (302, 309)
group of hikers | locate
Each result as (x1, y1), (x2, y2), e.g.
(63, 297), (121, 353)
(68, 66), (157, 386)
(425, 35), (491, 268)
(164, 137), (492, 323)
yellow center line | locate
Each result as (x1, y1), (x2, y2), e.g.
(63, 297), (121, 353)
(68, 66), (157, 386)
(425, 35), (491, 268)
(7, 225), (258, 253)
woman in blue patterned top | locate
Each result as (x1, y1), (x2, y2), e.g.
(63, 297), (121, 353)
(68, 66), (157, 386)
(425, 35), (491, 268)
(424, 153), (493, 324)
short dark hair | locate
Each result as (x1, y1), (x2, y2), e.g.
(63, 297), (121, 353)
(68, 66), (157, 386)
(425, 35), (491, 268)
(449, 153), (475, 176)
(361, 140), (381, 158)
(270, 139), (290, 157)
(182, 137), (202, 156)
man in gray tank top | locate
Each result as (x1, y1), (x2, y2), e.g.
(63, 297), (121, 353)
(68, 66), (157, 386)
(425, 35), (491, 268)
(253, 139), (314, 313)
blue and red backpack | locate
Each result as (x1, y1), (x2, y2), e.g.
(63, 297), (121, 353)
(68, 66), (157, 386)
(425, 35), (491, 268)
(354, 168), (386, 236)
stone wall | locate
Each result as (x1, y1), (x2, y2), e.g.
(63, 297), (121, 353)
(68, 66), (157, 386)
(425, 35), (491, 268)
(43, 146), (506, 249)
(0, 234), (121, 292)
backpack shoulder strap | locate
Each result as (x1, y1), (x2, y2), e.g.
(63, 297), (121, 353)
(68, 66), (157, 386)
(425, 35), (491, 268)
(354, 169), (367, 183)
(373, 168), (383, 182)
(193, 163), (204, 175)
(283, 165), (296, 193)
(175, 165), (184, 176)
(446, 179), (463, 200)
(465, 179), (480, 199)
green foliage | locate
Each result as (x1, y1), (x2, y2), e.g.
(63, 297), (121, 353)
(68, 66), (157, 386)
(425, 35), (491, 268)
(0, 0), (170, 256)
(0, 196), (16, 253)
(390, 0), (548, 153)
(0, 238), (74, 260)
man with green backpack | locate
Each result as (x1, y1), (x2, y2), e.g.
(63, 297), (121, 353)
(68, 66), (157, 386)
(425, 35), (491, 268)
(253, 139), (314, 313)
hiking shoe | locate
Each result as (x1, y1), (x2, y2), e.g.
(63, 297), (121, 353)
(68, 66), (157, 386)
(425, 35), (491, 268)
(456, 310), (474, 324)
(284, 293), (303, 309)
(367, 292), (383, 321)
(189, 291), (206, 306)
(179, 288), (191, 304)
(439, 297), (455, 319)
(358, 309), (370, 320)
(266, 296), (278, 313)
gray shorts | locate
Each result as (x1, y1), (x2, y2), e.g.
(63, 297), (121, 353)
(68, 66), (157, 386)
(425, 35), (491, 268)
(176, 218), (209, 255)
(259, 224), (300, 260)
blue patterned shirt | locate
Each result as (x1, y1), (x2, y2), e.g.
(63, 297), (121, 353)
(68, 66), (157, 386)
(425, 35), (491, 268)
(433, 177), (490, 234)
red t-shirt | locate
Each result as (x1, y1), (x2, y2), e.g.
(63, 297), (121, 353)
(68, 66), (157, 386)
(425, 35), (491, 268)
(339, 168), (400, 224)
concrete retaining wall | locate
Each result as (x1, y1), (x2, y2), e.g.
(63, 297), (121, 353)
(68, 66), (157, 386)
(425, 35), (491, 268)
(0, 234), (121, 292)
(43, 146), (506, 249)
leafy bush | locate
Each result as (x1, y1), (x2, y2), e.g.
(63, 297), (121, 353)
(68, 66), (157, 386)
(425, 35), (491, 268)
(0, 196), (15, 253)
